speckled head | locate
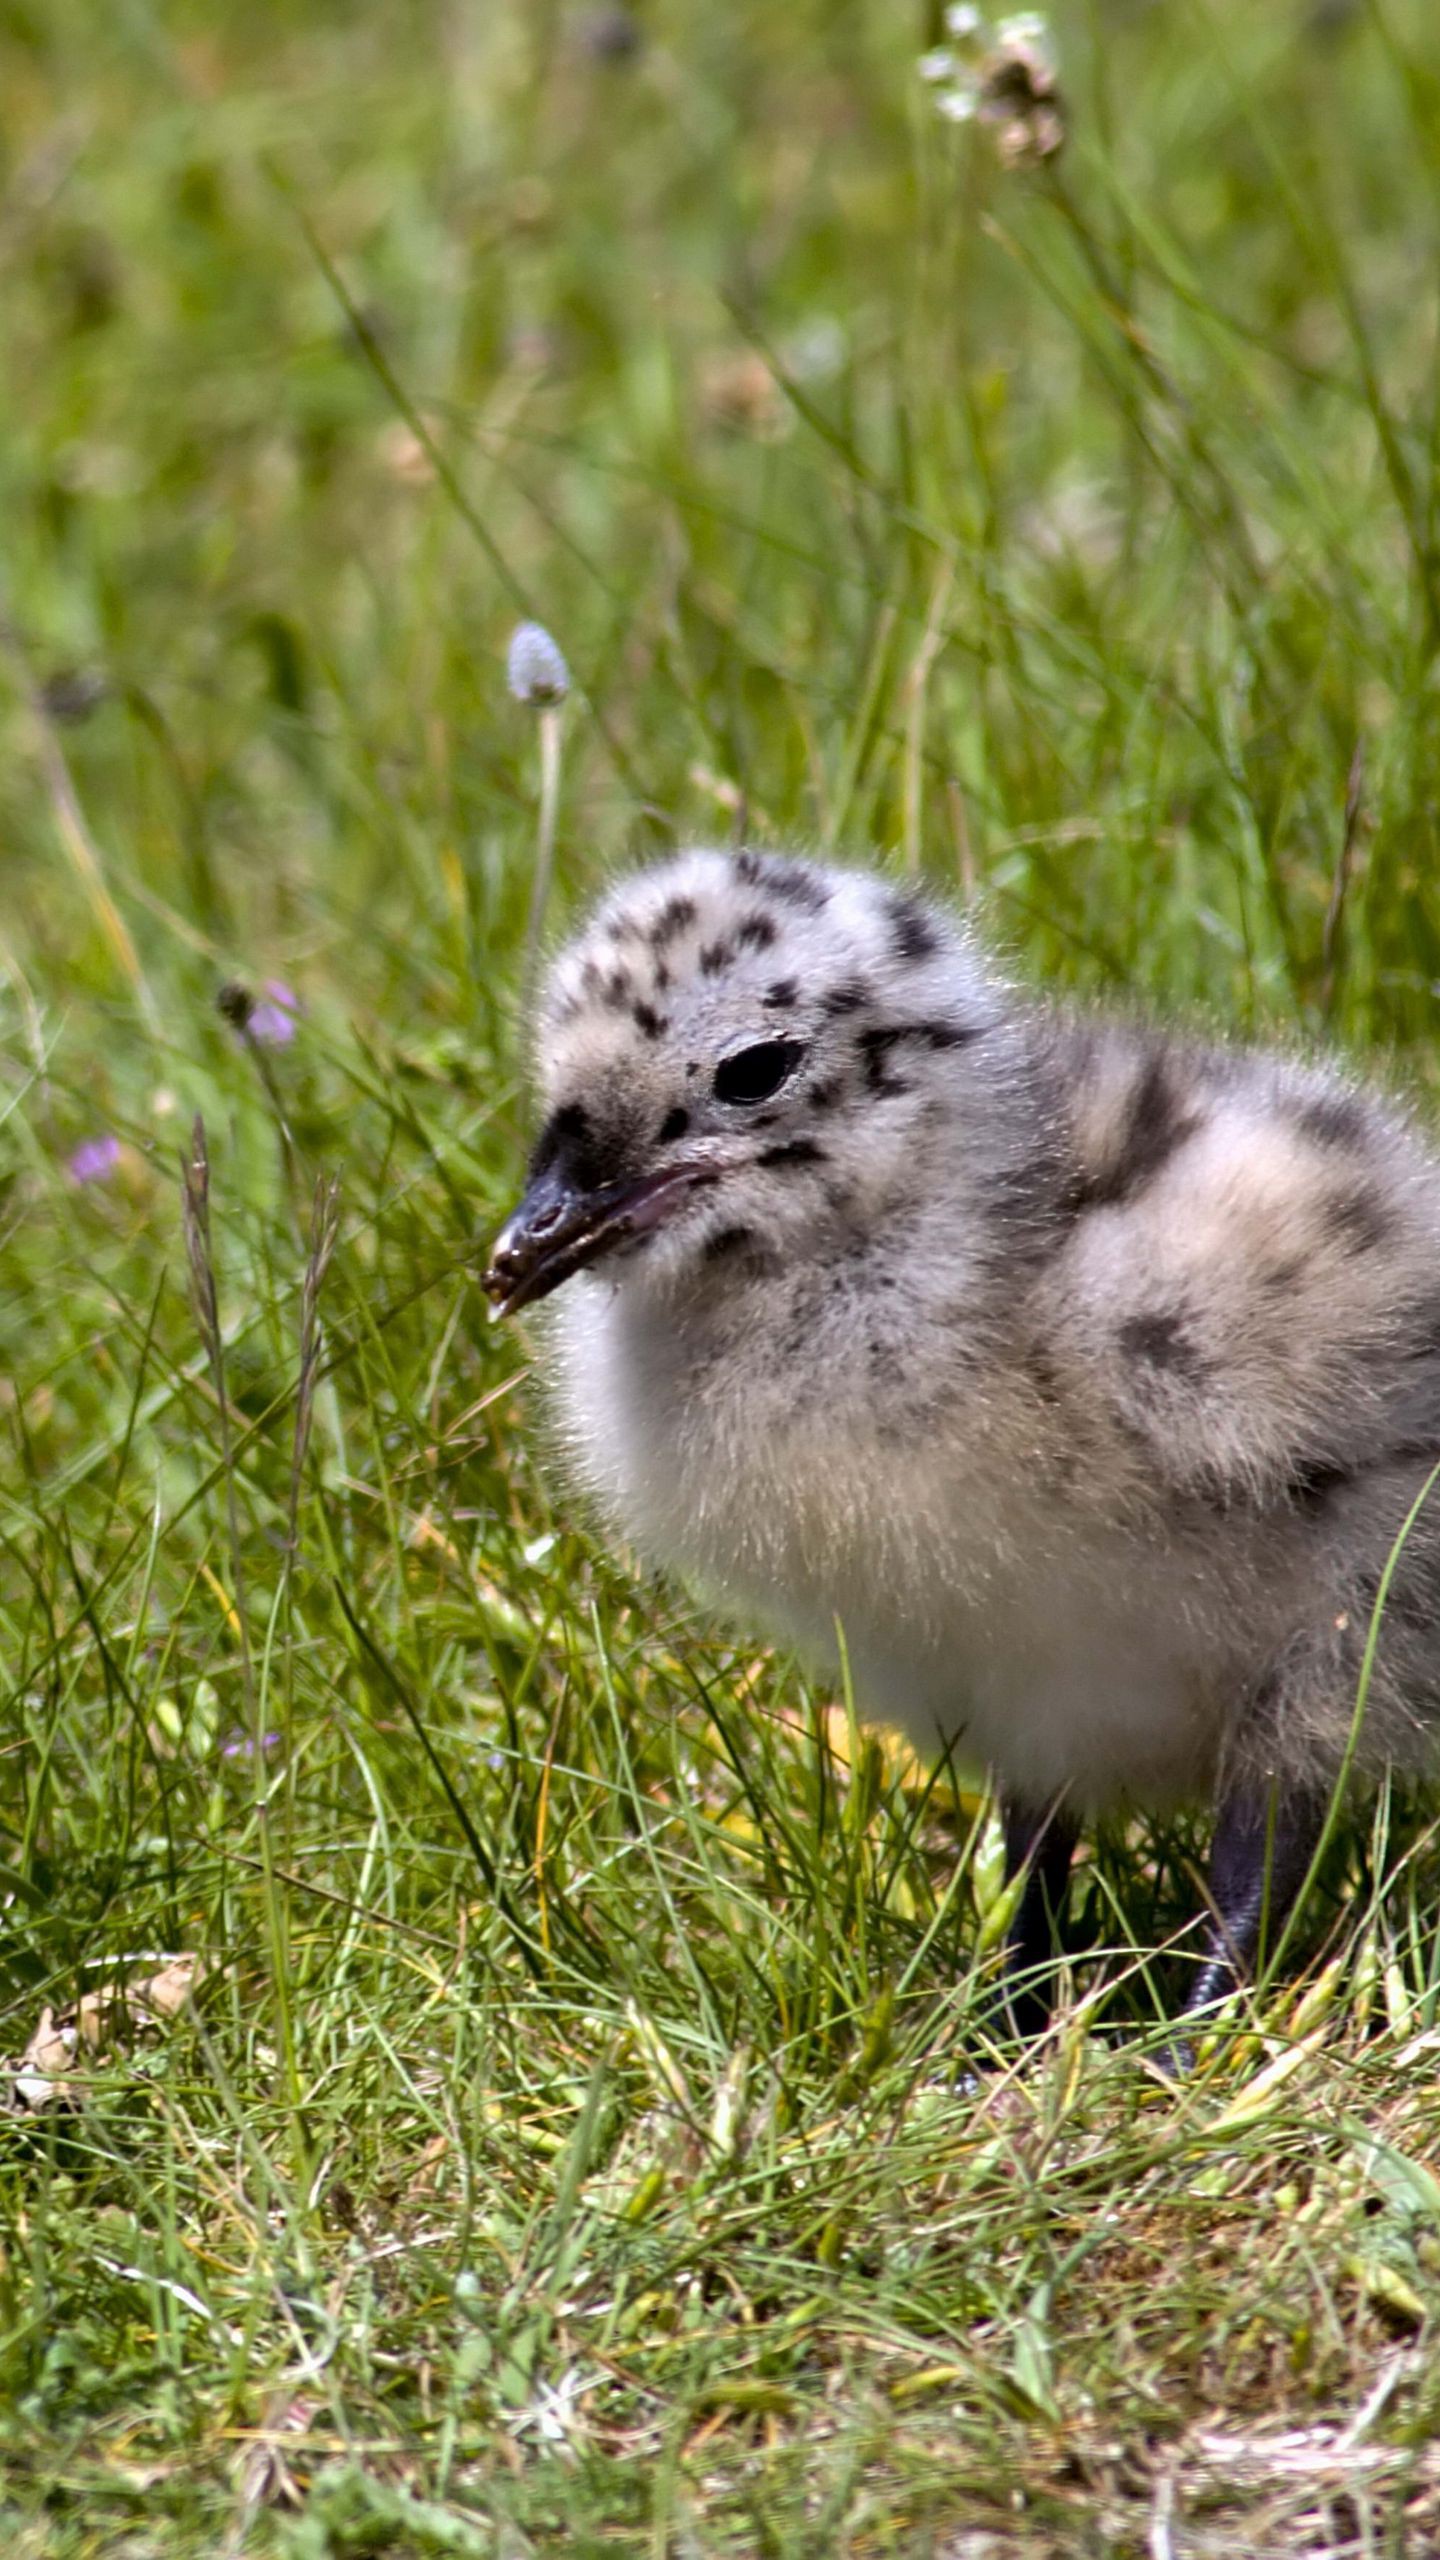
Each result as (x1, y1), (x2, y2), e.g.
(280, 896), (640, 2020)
(484, 846), (1001, 1316)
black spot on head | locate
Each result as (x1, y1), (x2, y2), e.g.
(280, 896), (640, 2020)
(704, 1223), (759, 1263)
(823, 980), (871, 1017)
(633, 1000), (667, 1040)
(855, 1025), (905, 1094)
(770, 867), (828, 912)
(1072, 1048), (1199, 1213)
(1285, 1455), (1354, 1517)
(530, 1100), (589, 1178)
(603, 969), (634, 1010)
(657, 1106), (689, 1145)
(1295, 1091), (1370, 1150)
(887, 893), (939, 965)
(907, 1019), (981, 1052)
(757, 1138), (826, 1169)
(1117, 1309), (1211, 1381)
(773, 870), (819, 911)
(699, 940), (734, 978)
(853, 1020), (974, 1096)
(1326, 1185), (1393, 1257)
(529, 1101), (618, 1190)
(807, 1077), (842, 1112)
(763, 978), (799, 1010)
(736, 910), (779, 953)
(1282, 1444), (1440, 1525)
(649, 894), (697, 947)
(735, 851), (829, 911)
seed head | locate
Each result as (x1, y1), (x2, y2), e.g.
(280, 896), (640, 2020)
(41, 667), (109, 724)
(506, 621), (570, 710)
(217, 978), (302, 1046)
(216, 980), (254, 1034)
(578, 5), (641, 61)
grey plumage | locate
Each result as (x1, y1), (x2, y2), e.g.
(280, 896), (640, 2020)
(485, 846), (1440, 2023)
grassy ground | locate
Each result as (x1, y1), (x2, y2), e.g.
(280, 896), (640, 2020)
(8, 0), (1440, 2549)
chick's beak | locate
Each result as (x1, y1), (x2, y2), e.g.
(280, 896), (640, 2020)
(482, 1156), (717, 1319)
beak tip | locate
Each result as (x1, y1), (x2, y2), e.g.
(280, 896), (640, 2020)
(481, 1264), (516, 1320)
(480, 1156), (712, 1321)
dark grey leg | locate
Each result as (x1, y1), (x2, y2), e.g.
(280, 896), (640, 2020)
(1000, 1796), (1078, 2034)
(1180, 1778), (1328, 2023)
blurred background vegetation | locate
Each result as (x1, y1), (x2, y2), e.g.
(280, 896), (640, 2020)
(7, 2), (1440, 2552)
(9, 0), (1440, 1046)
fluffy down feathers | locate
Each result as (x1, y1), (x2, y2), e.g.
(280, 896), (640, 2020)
(496, 846), (1440, 1819)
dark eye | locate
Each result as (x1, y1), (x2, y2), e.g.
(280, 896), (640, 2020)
(713, 1038), (806, 1106)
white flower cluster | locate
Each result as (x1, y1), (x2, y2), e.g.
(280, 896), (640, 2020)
(919, 8), (1064, 163)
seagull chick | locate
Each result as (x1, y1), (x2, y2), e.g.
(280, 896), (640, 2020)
(485, 847), (1440, 2031)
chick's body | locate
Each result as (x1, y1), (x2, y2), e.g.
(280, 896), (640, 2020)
(488, 847), (1440, 2012)
(559, 1263), (1227, 1811)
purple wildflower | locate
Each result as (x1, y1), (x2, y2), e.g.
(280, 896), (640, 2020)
(68, 1133), (123, 1185)
(247, 981), (303, 1047)
(220, 1729), (282, 1759)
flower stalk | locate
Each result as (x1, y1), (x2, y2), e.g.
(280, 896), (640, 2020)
(507, 620), (570, 994)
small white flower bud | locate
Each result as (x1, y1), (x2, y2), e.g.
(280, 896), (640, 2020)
(507, 621), (570, 709)
(997, 11), (1052, 50)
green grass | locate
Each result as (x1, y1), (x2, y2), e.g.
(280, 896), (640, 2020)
(9, 0), (1440, 2548)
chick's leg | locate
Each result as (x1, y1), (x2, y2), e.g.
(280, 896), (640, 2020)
(1181, 1778), (1328, 2022)
(1000, 1796), (1078, 2033)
